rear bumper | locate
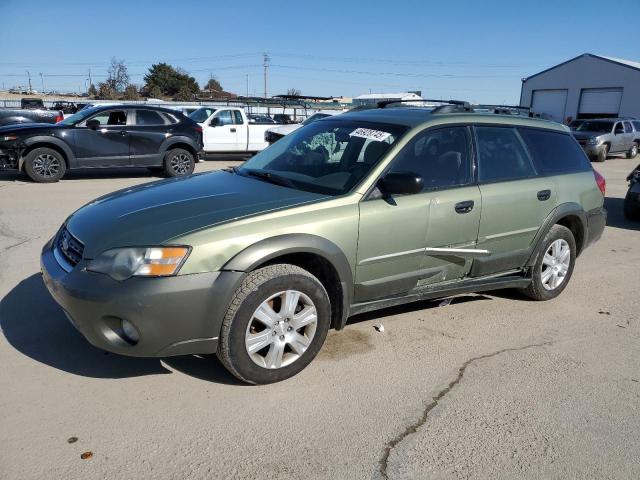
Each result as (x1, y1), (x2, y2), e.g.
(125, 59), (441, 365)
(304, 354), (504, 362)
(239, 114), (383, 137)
(40, 237), (245, 357)
(585, 206), (606, 249)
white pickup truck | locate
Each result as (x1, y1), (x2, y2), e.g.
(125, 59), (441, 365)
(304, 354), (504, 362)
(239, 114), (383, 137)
(189, 106), (277, 153)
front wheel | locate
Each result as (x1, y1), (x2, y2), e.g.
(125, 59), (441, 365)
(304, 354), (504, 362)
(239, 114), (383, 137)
(163, 148), (195, 177)
(520, 224), (576, 301)
(595, 144), (608, 163)
(24, 147), (66, 183)
(217, 264), (331, 384)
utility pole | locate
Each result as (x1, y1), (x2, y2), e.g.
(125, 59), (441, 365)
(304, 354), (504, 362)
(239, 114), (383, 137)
(246, 74), (249, 97)
(88, 68), (92, 90)
(263, 53), (270, 99)
(26, 70), (32, 94)
(39, 73), (44, 94)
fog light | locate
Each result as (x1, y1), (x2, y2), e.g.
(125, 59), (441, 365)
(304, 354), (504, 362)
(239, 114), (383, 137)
(120, 319), (140, 345)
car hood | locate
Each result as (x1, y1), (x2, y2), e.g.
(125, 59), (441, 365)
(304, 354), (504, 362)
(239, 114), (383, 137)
(66, 171), (327, 258)
(572, 131), (607, 140)
(267, 124), (302, 136)
(0, 122), (62, 133)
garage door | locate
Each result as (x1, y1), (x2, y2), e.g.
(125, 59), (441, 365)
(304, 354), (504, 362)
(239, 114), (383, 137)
(531, 89), (568, 123)
(578, 88), (622, 116)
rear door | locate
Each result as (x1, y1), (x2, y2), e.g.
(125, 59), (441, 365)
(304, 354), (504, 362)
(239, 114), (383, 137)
(72, 108), (130, 167)
(623, 122), (634, 151)
(232, 110), (249, 152)
(128, 109), (172, 166)
(204, 109), (237, 152)
(612, 122), (626, 153)
(472, 126), (555, 276)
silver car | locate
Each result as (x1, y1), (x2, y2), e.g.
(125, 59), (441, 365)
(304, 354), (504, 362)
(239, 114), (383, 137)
(572, 118), (640, 162)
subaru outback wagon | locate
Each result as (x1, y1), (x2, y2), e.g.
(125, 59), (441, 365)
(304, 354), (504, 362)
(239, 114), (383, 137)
(41, 102), (606, 384)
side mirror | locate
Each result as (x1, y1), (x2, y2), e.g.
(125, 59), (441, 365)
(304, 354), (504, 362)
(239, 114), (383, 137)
(378, 172), (423, 196)
(86, 119), (100, 130)
(210, 117), (220, 127)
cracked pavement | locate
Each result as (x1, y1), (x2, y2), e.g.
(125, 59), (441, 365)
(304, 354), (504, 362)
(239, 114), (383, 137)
(1, 159), (639, 479)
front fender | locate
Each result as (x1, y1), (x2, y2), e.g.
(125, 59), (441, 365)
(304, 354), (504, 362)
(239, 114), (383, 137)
(222, 233), (354, 329)
(22, 136), (76, 169)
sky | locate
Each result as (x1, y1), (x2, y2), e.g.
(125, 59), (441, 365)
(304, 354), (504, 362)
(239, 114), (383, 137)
(1, 0), (639, 104)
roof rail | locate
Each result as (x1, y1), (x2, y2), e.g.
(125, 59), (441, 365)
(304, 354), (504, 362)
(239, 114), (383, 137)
(377, 98), (469, 108)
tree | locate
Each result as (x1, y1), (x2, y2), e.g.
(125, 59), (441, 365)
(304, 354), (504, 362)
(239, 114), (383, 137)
(87, 84), (97, 97)
(147, 85), (163, 99)
(205, 77), (223, 95)
(97, 81), (117, 99)
(106, 57), (129, 92)
(123, 84), (140, 100)
(174, 84), (195, 101)
(143, 63), (199, 98)
(286, 88), (301, 96)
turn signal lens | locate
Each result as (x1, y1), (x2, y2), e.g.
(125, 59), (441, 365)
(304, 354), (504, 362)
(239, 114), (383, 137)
(134, 247), (190, 277)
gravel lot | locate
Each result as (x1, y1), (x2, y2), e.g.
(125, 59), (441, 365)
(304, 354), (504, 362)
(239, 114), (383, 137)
(1, 156), (639, 480)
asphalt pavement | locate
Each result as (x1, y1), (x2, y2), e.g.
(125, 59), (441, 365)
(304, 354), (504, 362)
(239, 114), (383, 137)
(0, 156), (638, 479)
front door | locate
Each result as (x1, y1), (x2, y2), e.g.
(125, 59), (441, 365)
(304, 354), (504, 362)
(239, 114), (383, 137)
(204, 109), (237, 152)
(72, 109), (130, 166)
(473, 126), (556, 276)
(355, 126), (481, 302)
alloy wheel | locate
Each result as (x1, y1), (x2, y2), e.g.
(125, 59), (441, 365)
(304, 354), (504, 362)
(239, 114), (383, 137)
(32, 153), (60, 178)
(170, 153), (192, 175)
(245, 290), (318, 369)
(541, 239), (571, 290)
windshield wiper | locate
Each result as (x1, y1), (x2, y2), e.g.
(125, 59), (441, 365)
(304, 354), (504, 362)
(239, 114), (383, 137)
(241, 169), (297, 189)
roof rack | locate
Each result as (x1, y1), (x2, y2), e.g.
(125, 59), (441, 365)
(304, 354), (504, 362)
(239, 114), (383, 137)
(377, 98), (473, 113)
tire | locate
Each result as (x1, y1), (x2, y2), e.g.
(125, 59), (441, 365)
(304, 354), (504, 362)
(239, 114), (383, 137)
(520, 224), (576, 301)
(217, 264), (331, 384)
(626, 142), (639, 159)
(23, 147), (66, 183)
(595, 144), (608, 163)
(623, 190), (640, 221)
(163, 148), (195, 177)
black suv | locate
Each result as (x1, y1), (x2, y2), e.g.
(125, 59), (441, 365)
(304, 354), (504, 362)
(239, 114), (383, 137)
(0, 105), (204, 182)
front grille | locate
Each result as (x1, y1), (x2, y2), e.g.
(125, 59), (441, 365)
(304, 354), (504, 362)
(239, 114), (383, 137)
(56, 227), (84, 268)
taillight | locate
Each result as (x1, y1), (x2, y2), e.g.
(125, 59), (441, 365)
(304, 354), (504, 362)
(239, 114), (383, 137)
(55, 111), (63, 123)
(193, 125), (203, 133)
(593, 169), (606, 196)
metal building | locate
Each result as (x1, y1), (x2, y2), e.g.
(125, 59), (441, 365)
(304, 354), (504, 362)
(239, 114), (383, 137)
(520, 53), (640, 123)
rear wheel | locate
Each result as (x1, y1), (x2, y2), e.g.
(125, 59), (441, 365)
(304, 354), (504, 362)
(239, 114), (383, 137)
(24, 147), (66, 183)
(521, 224), (576, 301)
(163, 148), (195, 177)
(626, 142), (638, 159)
(217, 264), (331, 384)
(595, 144), (608, 163)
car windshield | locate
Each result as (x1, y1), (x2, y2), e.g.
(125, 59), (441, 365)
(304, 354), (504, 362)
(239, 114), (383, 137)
(56, 106), (103, 125)
(302, 113), (331, 125)
(238, 120), (408, 196)
(575, 121), (613, 133)
(189, 107), (216, 123)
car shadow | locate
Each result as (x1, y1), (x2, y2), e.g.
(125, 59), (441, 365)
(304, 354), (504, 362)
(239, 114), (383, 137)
(604, 196), (640, 231)
(0, 168), (157, 183)
(0, 273), (242, 385)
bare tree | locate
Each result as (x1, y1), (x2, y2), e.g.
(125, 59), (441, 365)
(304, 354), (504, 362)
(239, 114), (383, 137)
(286, 88), (301, 96)
(107, 57), (130, 92)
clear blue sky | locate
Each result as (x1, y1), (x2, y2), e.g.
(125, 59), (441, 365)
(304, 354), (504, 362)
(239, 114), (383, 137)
(1, 0), (638, 103)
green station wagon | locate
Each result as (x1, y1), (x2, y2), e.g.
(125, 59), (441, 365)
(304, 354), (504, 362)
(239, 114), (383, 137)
(41, 102), (606, 384)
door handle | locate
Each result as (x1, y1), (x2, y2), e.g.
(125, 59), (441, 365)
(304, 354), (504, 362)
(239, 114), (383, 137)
(454, 200), (474, 214)
(230, 128), (237, 133)
(120, 130), (128, 136)
(537, 189), (551, 201)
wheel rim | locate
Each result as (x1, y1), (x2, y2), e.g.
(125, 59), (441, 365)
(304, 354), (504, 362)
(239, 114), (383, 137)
(541, 239), (570, 291)
(170, 153), (191, 174)
(632, 145), (638, 156)
(33, 153), (60, 177)
(245, 290), (318, 369)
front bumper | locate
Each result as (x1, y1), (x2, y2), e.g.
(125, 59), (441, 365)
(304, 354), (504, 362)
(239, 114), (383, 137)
(40, 237), (244, 357)
(0, 146), (19, 170)
(579, 143), (605, 159)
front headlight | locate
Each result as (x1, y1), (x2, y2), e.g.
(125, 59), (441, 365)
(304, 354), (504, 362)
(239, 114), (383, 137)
(86, 246), (190, 281)
(587, 137), (599, 145)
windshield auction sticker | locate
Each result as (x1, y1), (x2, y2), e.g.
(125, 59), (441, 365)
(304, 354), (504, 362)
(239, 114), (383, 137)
(349, 128), (392, 142)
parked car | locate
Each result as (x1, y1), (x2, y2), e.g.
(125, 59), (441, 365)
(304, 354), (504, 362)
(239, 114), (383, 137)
(624, 162), (640, 220)
(50, 101), (80, 115)
(273, 113), (294, 124)
(568, 119), (585, 130)
(0, 107), (62, 126)
(248, 114), (276, 124)
(40, 103), (606, 384)
(0, 105), (203, 182)
(265, 111), (338, 144)
(572, 118), (639, 162)
(21, 98), (45, 109)
(166, 105), (201, 117)
(189, 106), (275, 153)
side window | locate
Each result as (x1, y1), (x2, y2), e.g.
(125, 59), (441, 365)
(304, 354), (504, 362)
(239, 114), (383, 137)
(163, 112), (180, 124)
(390, 126), (472, 190)
(623, 122), (632, 133)
(233, 111), (244, 125)
(88, 109), (127, 126)
(518, 128), (591, 175)
(216, 110), (233, 126)
(475, 127), (535, 183)
(614, 122), (624, 134)
(633, 121), (640, 132)
(136, 109), (165, 126)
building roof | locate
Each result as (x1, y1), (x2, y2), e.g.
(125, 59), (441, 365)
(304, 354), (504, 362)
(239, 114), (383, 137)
(353, 92), (422, 100)
(523, 53), (640, 82)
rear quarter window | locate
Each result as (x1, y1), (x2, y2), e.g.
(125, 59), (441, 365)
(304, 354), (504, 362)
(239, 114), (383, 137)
(518, 128), (591, 175)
